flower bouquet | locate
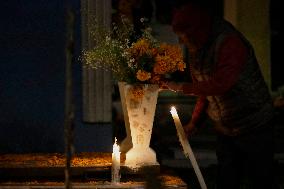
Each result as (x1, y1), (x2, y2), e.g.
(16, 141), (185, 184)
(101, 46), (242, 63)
(82, 18), (186, 87)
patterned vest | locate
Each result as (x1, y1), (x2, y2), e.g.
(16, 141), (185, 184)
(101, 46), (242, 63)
(191, 20), (274, 132)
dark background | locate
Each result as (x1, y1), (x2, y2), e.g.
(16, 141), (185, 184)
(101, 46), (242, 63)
(270, 1), (284, 91)
(0, 0), (283, 154)
(0, 0), (112, 153)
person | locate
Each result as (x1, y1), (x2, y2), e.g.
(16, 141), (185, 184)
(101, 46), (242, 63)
(163, 1), (276, 189)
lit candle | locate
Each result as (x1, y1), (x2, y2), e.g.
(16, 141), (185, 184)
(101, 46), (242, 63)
(170, 106), (187, 141)
(112, 137), (120, 183)
(170, 106), (207, 189)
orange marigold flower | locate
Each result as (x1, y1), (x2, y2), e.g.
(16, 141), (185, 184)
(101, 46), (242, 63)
(177, 62), (186, 71)
(151, 47), (159, 56)
(130, 38), (151, 57)
(136, 70), (151, 81)
(154, 55), (176, 74)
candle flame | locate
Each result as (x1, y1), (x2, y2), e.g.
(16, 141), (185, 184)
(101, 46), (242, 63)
(113, 137), (120, 155)
(170, 106), (177, 115)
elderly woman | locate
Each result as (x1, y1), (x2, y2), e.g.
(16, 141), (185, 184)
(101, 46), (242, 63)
(163, 1), (276, 189)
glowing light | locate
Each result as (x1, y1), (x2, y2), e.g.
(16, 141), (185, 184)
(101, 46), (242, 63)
(112, 137), (120, 183)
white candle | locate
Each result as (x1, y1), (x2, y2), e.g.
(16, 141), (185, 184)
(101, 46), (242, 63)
(170, 107), (207, 189)
(170, 107), (187, 140)
(112, 137), (120, 183)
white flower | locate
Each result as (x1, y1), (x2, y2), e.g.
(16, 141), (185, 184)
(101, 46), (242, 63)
(123, 51), (129, 57)
(125, 39), (130, 46)
(127, 58), (135, 68)
(122, 52), (127, 57)
(127, 62), (132, 68)
(105, 36), (111, 44)
(130, 58), (135, 63)
(140, 18), (145, 23)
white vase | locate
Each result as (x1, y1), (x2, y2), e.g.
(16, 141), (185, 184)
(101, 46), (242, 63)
(118, 82), (132, 153)
(118, 82), (159, 168)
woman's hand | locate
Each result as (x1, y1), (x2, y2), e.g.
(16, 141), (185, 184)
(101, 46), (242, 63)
(159, 82), (169, 91)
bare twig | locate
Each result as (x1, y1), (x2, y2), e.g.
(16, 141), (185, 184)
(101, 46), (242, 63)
(64, 5), (75, 189)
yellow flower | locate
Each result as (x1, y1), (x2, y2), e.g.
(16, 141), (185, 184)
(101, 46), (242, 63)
(136, 70), (151, 81)
(153, 43), (186, 74)
(177, 61), (186, 71)
(151, 47), (158, 56)
(154, 55), (175, 74)
(129, 38), (151, 57)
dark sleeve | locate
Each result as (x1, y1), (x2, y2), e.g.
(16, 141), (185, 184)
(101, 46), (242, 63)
(182, 34), (248, 96)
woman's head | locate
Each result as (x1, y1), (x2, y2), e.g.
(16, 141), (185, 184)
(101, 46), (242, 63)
(171, 1), (213, 50)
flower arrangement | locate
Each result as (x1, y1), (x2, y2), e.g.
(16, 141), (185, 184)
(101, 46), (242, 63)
(82, 18), (186, 86)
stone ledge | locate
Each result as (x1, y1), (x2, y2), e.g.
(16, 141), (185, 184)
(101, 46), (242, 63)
(0, 177), (187, 189)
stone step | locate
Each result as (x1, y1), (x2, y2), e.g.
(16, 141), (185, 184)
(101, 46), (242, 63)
(161, 148), (217, 168)
(160, 147), (284, 168)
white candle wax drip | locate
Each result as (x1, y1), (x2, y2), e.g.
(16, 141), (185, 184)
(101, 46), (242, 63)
(112, 137), (120, 183)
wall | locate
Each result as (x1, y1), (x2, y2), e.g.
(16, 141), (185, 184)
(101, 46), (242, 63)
(0, 0), (112, 153)
(224, 0), (271, 88)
